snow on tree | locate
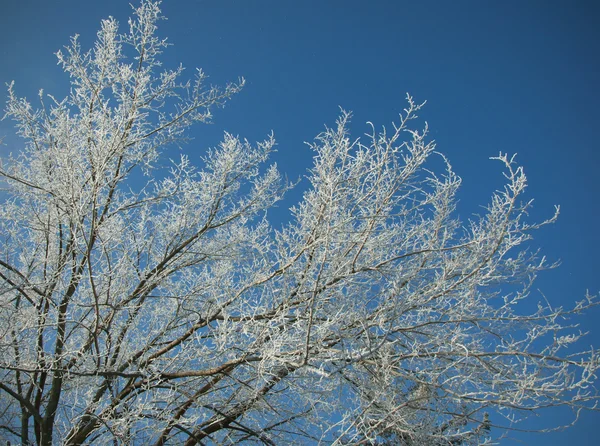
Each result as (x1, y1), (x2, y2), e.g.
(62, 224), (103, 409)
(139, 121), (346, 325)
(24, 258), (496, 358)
(0, 1), (597, 444)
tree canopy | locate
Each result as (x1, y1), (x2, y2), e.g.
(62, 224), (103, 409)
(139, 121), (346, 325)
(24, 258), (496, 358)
(0, 2), (597, 445)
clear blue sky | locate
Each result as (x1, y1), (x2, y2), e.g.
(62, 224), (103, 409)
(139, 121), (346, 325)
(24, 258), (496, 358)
(1, 1), (598, 444)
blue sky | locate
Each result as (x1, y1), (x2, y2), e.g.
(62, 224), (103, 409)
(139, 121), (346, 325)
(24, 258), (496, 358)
(1, 0), (598, 444)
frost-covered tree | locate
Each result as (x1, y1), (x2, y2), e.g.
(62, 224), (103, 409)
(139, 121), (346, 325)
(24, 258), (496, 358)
(0, 2), (597, 445)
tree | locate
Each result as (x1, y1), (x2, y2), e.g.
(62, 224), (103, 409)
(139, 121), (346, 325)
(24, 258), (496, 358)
(0, 1), (597, 444)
